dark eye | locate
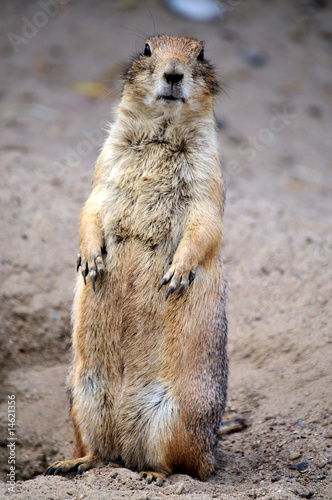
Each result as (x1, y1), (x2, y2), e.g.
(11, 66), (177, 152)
(144, 43), (151, 56)
(197, 49), (204, 61)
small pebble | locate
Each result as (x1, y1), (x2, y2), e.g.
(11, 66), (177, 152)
(289, 461), (308, 473)
(291, 485), (314, 498)
(289, 451), (302, 460)
(175, 482), (185, 494)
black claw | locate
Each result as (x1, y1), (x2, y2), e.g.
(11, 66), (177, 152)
(177, 283), (185, 296)
(98, 268), (104, 284)
(158, 277), (168, 291)
(91, 274), (96, 291)
(54, 467), (64, 475)
(82, 262), (89, 285)
(165, 285), (175, 300)
(189, 270), (195, 285)
(76, 255), (81, 272)
(146, 477), (152, 485)
(94, 253), (104, 285)
(77, 465), (84, 474)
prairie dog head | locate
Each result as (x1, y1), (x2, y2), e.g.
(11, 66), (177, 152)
(123, 35), (218, 117)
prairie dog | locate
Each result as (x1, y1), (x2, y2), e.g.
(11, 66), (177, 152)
(45, 35), (228, 485)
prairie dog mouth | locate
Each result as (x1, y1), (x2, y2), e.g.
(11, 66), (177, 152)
(157, 63), (187, 103)
(158, 94), (185, 103)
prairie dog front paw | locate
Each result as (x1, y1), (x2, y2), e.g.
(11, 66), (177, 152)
(77, 244), (106, 291)
(159, 251), (197, 299)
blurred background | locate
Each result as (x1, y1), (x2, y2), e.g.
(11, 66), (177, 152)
(0, 1), (331, 498)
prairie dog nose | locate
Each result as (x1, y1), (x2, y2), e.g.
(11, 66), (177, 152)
(164, 72), (183, 85)
(163, 58), (184, 85)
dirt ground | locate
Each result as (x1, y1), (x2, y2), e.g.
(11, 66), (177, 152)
(0, 0), (331, 499)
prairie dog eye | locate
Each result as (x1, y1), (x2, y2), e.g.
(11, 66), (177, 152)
(197, 49), (204, 61)
(144, 43), (152, 56)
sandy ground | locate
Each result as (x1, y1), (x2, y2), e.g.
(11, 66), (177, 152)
(0, 0), (331, 498)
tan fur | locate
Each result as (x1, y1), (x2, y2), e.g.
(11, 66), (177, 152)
(45, 35), (228, 483)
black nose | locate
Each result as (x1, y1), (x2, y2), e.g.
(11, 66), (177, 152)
(164, 72), (183, 85)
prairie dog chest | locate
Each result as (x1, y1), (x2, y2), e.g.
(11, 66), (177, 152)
(102, 138), (195, 247)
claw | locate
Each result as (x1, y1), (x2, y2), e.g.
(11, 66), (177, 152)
(177, 276), (189, 296)
(94, 253), (104, 286)
(76, 255), (81, 272)
(158, 277), (168, 291)
(44, 466), (64, 476)
(156, 476), (164, 487)
(139, 471), (166, 486)
(159, 267), (175, 292)
(77, 465), (84, 474)
(189, 270), (195, 285)
(91, 273), (96, 291)
(98, 268), (104, 283)
(165, 285), (176, 300)
(82, 262), (89, 285)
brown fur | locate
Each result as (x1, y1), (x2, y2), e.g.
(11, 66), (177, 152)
(45, 35), (228, 483)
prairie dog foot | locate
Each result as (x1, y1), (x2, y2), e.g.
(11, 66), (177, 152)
(44, 454), (103, 476)
(217, 418), (249, 437)
(139, 470), (167, 486)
